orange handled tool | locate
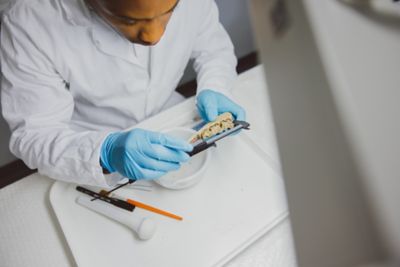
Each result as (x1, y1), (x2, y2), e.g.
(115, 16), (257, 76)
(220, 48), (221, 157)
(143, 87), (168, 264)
(100, 190), (182, 221)
(126, 198), (183, 221)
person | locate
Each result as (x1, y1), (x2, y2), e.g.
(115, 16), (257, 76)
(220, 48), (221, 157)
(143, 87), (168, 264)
(0, 0), (245, 187)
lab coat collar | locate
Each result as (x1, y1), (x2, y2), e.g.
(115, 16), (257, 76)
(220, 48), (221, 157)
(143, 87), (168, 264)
(89, 17), (138, 65)
(60, 0), (142, 66)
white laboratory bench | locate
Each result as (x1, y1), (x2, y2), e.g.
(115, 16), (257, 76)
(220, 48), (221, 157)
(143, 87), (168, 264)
(0, 65), (296, 267)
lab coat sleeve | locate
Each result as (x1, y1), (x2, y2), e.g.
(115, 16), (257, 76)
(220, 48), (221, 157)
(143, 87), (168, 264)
(191, 0), (238, 97)
(0, 15), (120, 187)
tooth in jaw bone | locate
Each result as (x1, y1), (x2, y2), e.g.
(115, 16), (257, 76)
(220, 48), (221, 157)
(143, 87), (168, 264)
(189, 112), (234, 143)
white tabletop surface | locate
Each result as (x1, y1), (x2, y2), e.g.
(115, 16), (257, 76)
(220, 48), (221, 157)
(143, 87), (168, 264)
(0, 65), (297, 267)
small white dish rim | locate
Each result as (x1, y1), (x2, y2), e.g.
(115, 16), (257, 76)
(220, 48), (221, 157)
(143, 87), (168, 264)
(154, 127), (211, 190)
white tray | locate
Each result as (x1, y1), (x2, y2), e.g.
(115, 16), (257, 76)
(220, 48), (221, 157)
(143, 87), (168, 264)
(49, 98), (288, 267)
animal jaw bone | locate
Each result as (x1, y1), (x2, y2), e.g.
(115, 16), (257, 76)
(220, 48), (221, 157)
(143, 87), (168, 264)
(189, 112), (235, 144)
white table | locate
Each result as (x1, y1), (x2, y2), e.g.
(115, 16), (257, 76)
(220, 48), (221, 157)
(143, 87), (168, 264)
(0, 65), (297, 267)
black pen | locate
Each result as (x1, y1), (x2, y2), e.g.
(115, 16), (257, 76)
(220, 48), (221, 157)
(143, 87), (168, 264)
(76, 186), (135, 212)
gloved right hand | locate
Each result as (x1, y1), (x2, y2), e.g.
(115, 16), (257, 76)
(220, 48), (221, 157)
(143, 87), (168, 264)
(100, 128), (193, 181)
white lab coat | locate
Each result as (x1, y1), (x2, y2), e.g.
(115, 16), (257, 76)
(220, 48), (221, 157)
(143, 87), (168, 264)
(0, 0), (237, 186)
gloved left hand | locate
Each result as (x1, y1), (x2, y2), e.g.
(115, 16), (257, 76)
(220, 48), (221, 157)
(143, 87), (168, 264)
(100, 128), (193, 181)
(196, 89), (246, 122)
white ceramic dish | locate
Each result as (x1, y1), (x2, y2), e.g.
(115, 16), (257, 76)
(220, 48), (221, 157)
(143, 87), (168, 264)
(154, 127), (211, 190)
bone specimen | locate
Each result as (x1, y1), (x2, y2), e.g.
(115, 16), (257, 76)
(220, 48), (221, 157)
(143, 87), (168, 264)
(189, 112), (234, 143)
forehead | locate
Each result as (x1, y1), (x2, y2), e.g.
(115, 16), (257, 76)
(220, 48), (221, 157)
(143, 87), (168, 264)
(99, 0), (178, 18)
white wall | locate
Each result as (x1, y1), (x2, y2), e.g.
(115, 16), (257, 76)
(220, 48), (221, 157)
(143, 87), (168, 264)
(249, 0), (385, 266)
(303, 0), (400, 261)
(216, 0), (255, 58)
(180, 0), (256, 84)
(0, 0), (256, 167)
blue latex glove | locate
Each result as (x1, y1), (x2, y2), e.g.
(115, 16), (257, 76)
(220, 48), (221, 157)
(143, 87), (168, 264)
(196, 89), (246, 122)
(100, 128), (193, 180)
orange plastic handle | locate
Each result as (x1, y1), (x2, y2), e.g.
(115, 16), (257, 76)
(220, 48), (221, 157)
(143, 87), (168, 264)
(126, 199), (183, 221)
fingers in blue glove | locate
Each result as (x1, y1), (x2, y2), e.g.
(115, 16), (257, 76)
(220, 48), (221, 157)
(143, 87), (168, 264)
(100, 129), (193, 181)
(146, 131), (193, 152)
(123, 161), (166, 180)
(127, 145), (185, 180)
(197, 89), (246, 122)
(218, 97), (246, 121)
(197, 94), (218, 122)
(134, 152), (181, 171)
(143, 144), (190, 163)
